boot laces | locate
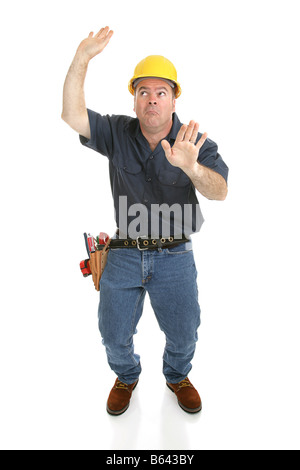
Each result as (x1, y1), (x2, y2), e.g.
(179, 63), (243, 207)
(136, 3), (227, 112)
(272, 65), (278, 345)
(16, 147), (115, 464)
(178, 378), (193, 389)
(114, 380), (129, 390)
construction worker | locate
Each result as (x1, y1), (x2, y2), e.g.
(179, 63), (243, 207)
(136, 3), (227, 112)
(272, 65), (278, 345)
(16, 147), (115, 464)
(62, 26), (229, 415)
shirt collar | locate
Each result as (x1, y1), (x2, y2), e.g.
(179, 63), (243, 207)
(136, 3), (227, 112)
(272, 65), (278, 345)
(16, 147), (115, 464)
(168, 113), (182, 141)
(129, 112), (182, 142)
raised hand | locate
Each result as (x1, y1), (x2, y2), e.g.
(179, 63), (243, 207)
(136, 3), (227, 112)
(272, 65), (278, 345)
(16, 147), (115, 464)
(161, 121), (207, 173)
(76, 26), (114, 62)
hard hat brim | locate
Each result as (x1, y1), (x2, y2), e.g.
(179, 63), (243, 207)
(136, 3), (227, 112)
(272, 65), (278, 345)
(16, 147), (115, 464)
(128, 75), (181, 98)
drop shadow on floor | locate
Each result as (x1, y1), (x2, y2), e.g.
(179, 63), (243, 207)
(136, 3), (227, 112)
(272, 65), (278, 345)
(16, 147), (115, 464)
(106, 384), (202, 450)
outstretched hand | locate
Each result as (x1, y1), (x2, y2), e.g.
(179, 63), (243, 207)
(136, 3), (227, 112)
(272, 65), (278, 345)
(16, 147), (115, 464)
(76, 26), (114, 61)
(161, 121), (207, 173)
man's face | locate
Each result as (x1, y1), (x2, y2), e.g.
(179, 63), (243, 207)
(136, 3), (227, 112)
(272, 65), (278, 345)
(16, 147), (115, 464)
(134, 78), (176, 134)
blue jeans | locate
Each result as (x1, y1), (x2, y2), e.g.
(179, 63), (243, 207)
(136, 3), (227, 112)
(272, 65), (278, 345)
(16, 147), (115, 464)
(98, 242), (201, 385)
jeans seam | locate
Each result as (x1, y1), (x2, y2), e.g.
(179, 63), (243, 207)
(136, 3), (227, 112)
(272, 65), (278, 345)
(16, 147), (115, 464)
(127, 289), (145, 366)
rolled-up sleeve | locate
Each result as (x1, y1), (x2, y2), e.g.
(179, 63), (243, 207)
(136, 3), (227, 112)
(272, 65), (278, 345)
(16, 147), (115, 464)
(197, 136), (229, 183)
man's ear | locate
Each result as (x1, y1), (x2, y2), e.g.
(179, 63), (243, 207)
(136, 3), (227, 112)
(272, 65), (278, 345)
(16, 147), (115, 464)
(172, 99), (176, 113)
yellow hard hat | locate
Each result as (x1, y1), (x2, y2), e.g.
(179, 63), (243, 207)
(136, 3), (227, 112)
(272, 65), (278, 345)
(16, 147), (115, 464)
(128, 55), (182, 98)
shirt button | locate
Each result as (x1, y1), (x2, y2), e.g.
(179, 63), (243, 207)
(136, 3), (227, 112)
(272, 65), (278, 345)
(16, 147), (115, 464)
(149, 155), (154, 160)
(147, 177), (152, 182)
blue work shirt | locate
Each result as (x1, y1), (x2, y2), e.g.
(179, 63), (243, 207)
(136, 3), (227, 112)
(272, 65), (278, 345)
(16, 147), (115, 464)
(80, 110), (228, 238)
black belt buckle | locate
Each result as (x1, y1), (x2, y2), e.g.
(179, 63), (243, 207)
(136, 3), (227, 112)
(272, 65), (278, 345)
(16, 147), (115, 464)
(136, 236), (149, 251)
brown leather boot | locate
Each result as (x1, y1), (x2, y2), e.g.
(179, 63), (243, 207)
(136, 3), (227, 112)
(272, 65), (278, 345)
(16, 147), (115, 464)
(167, 377), (202, 413)
(106, 378), (138, 416)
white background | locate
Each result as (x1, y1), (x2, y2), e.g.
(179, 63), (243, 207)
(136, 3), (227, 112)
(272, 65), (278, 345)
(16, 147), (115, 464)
(0, 0), (299, 450)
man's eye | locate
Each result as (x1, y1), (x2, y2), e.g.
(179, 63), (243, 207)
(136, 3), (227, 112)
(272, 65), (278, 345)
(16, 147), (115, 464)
(159, 92), (166, 96)
(140, 91), (147, 96)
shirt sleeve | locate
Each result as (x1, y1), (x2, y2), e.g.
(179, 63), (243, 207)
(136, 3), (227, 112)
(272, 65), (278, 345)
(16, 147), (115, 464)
(197, 136), (229, 183)
(79, 109), (114, 158)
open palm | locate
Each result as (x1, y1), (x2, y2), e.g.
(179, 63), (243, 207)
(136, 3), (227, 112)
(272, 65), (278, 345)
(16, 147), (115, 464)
(76, 26), (114, 61)
(161, 120), (207, 172)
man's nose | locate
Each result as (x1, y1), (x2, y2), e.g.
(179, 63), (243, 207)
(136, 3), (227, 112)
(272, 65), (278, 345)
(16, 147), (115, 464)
(149, 95), (157, 105)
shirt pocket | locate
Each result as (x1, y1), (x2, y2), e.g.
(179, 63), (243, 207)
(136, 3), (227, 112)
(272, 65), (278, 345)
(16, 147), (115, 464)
(112, 153), (143, 175)
(157, 165), (190, 187)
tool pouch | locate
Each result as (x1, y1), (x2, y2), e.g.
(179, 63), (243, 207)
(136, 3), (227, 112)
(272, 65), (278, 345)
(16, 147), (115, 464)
(89, 238), (111, 291)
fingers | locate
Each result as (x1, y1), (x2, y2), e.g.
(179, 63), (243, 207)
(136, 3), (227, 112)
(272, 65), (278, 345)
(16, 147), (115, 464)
(175, 124), (188, 144)
(95, 26), (113, 39)
(176, 121), (205, 146)
(184, 120), (199, 143)
(161, 139), (172, 159)
(196, 132), (208, 150)
(189, 122), (199, 143)
(176, 121), (199, 144)
(95, 27), (105, 37)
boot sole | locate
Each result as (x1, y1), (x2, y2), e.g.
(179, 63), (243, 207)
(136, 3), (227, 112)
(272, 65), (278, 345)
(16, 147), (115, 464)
(106, 380), (138, 416)
(166, 383), (202, 414)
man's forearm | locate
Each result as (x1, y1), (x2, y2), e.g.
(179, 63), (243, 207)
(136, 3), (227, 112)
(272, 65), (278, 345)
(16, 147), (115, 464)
(61, 54), (90, 137)
(61, 28), (113, 138)
(184, 163), (228, 201)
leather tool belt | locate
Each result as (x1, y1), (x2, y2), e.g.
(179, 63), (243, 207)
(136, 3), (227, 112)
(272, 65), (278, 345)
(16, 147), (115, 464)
(109, 236), (190, 251)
